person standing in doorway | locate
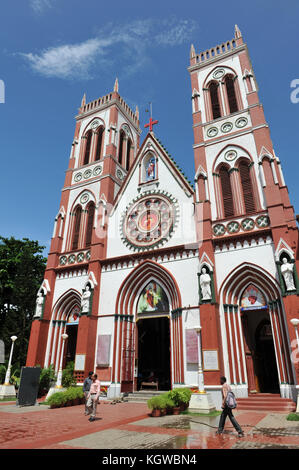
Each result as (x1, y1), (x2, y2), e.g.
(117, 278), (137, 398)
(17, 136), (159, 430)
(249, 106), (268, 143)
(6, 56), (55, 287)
(216, 376), (244, 437)
(86, 373), (101, 422)
(83, 371), (93, 415)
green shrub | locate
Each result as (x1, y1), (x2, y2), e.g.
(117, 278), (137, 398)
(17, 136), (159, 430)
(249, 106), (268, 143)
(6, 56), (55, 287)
(147, 396), (167, 410)
(168, 389), (183, 407)
(180, 388), (192, 404)
(0, 365), (6, 384)
(62, 361), (77, 388)
(47, 391), (68, 407)
(287, 413), (299, 421)
(38, 365), (56, 397)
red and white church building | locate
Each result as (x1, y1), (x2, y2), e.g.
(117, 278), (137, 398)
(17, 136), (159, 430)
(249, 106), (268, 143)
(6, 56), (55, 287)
(26, 26), (299, 408)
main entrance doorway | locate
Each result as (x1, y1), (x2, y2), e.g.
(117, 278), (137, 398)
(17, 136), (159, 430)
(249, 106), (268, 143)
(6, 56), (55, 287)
(137, 316), (171, 391)
(242, 311), (279, 394)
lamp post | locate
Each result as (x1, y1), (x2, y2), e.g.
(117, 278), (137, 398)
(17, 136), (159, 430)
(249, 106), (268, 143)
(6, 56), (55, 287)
(55, 333), (68, 388)
(4, 336), (17, 385)
(290, 318), (299, 413)
(189, 325), (216, 413)
(195, 326), (206, 394)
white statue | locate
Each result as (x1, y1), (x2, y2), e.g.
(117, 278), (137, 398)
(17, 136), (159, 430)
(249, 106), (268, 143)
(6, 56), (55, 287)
(35, 292), (44, 318)
(200, 267), (212, 300)
(81, 285), (91, 313)
(281, 258), (296, 291)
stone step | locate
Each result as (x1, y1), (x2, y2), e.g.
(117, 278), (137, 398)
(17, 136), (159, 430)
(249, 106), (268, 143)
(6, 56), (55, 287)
(236, 395), (296, 412)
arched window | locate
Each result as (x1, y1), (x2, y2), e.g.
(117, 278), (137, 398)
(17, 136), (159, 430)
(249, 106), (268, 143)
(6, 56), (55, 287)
(239, 162), (256, 214)
(118, 129), (125, 165)
(225, 75), (238, 114)
(209, 81), (221, 119)
(72, 206), (82, 251)
(83, 130), (93, 165)
(219, 166), (234, 217)
(95, 127), (104, 161)
(126, 138), (132, 171)
(85, 202), (95, 248)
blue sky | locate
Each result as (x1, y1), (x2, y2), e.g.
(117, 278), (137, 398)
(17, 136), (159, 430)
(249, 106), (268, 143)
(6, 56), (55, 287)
(0, 0), (298, 254)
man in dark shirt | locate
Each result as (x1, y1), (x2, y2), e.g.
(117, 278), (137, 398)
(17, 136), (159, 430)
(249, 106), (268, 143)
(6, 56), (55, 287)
(83, 371), (93, 415)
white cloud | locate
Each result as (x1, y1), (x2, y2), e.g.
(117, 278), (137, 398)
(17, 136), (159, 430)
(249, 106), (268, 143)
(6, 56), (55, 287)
(20, 18), (198, 80)
(30, 0), (53, 13)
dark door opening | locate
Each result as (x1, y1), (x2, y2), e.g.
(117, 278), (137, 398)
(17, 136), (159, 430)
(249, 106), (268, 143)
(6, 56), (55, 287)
(255, 320), (280, 393)
(137, 317), (171, 391)
(242, 311), (280, 394)
(65, 325), (78, 365)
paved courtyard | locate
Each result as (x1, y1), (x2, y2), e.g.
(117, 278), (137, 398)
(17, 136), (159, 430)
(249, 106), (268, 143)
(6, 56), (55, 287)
(0, 399), (299, 450)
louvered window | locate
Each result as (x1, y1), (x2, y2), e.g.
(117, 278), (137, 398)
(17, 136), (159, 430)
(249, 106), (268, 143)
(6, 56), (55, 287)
(95, 127), (104, 161)
(85, 203), (95, 247)
(220, 167), (234, 217)
(126, 138), (132, 171)
(118, 130), (125, 165)
(225, 75), (238, 114)
(72, 207), (82, 250)
(239, 162), (255, 214)
(209, 82), (221, 119)
(83, 130), (92, 165)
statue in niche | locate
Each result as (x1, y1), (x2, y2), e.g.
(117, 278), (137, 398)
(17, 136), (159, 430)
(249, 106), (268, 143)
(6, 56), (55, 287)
(146, 157), (156, 181)
(35, 292), (44, 318)
(281, 257), (296, 291)
(200, 267), (212, 300)
(81, 284), (91, 314)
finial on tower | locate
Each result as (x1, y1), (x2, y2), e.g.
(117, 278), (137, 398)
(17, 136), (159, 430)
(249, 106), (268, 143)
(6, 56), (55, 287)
(135, 105), (139, 120)
(81, 93), (86, 107)
(234, 24), (242, 39)
(190, 44), (196, 59)
(114, 77), (119, 93)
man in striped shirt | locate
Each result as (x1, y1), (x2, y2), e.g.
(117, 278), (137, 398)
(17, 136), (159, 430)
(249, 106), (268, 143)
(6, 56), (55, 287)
(86, 373), (101, 422)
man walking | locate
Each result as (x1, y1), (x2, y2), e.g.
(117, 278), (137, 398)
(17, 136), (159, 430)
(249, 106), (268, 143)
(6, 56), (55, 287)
(86, 373), (101, 422)
(83, 371), (93, 415)
(216, 376), (244, 437)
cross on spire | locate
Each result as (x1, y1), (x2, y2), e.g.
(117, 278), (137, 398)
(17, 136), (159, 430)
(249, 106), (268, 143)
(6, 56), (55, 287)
(144, 102), (158, 133)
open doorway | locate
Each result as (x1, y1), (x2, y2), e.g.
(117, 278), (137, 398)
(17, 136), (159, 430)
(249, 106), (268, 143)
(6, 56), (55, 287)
(137, 317), (171, 391)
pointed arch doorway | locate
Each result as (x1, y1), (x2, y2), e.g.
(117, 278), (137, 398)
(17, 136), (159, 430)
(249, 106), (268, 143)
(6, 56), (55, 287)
(136, 281), (171, 391)
(240, 285), (280, 393)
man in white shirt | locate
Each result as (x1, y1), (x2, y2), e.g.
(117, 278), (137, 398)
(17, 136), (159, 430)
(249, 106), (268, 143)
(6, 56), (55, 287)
(86, 373), (101, 422)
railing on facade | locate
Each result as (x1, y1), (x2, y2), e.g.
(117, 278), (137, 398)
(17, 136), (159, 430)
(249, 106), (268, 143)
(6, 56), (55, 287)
(196, 39), (237, 64)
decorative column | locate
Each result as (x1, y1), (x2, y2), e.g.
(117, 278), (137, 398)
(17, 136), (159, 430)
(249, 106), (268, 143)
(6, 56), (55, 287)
(189, 325), (216, 413)
(46, 333), (68, 400)
(290, 319), (299, 413)
(0, 336), (17, 399)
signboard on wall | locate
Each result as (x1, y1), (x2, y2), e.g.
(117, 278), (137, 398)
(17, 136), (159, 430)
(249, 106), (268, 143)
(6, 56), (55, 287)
(75, 354), (85, 371)
(97, 335), (111, 367)
(203, 350), (219, 371)
(185, 329), (198, 363)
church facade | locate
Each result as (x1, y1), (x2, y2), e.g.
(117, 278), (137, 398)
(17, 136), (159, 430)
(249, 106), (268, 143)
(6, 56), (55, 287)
(27, 26), (299, 407)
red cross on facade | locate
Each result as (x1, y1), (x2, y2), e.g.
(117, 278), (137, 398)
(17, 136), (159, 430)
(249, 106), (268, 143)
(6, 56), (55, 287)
(144, 116), (159, 133)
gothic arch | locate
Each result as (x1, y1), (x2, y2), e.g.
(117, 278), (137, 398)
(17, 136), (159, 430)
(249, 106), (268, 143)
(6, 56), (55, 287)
(218, 263), (294, 393)
(115, 259), (182, 316)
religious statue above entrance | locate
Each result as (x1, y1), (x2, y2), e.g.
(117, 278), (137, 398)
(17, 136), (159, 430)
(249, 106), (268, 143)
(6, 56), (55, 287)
(121, 192), (179, 250)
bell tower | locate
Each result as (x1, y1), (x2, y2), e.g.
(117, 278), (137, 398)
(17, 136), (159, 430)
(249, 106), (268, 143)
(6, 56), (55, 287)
(26, 82), (141, 381)
(189, 26), (299, 398)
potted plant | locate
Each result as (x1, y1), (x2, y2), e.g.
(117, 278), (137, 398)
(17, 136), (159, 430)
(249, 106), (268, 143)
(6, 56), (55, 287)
(48, 391), (66, 409)
(147, 396), (165, 417)
(164, 395), (175, 415)
(168, 389), (182, 414)
(179, 388), (192, 410)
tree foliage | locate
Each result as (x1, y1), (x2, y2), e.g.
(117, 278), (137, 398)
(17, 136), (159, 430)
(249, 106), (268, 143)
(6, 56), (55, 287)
(0, 236), (47, 368)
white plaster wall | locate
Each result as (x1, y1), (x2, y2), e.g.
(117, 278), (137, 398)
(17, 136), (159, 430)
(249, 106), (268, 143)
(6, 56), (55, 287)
(51, 272), (89, 311)
(196, 52), (247, 122)
(214, 241), (277, 293)
(98, 256), (199, 316)
(106, 143), (196, 259)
